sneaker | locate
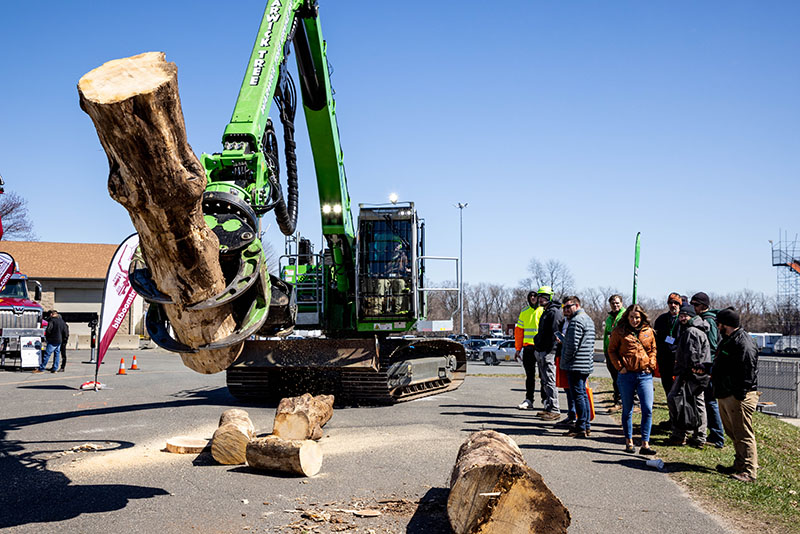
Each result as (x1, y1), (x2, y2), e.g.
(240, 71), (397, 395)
(49, 369), (57, 373)
(639, 446), (658, 456)
(687, 439), (706, 449)
(517, 399), (534, 410)
(730, 472), (756, 483)
(625, 444), (635, 453)
(716, 464), (737, 475)
(540, 411), (561, 421)
(564, 427), (580, 437)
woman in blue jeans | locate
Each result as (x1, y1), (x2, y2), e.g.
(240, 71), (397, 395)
(608, 304), (658, 455)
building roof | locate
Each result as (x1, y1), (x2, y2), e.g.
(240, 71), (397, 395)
(0, 241), (119, 280)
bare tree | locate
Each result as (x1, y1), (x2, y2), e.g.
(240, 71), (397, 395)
(521, 258), (575, 299)
(0, 191), (36, 240)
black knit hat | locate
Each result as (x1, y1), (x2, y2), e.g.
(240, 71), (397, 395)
(690, 292), (710, 308)
(717, 307), (740, 328)
(679, 304), (696, 318)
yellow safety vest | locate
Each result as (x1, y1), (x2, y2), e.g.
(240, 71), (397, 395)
(516, 305), (544, 347)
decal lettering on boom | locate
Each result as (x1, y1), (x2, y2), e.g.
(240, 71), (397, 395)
(259, 10), (293, 114)
(250, 0), (283, 86)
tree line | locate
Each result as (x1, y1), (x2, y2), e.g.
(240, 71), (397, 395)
(426, 258), (800, 336)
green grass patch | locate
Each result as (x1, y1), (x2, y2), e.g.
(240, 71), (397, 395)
(592, 376), (800, 533)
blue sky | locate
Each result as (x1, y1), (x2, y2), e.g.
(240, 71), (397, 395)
(1, 1), (798, 300)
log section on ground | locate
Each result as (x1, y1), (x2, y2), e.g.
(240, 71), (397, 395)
(246, 436), (322, 477)
(165, 436), (209, 454)
(211, 409), (256, 465)
(447, 430), (570, 534)
(272, 393), (334, 440)
(77, 51), (240, 374)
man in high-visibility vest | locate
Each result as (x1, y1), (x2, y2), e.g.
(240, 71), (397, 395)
(604, 294), (626, 413)
(515, 290), (544, 410)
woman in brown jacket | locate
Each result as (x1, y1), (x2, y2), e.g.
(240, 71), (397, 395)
(608, 304), (658, 455)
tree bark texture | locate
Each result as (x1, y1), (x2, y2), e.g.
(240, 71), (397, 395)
(272, 393), (334, 441)
(246, 436), (322, 477)
(77, 52), (241, 374)
(447, 430), (570, 534)
(211, 409), (256, 465)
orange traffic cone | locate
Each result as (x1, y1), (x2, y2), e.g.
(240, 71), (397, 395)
(117, 358), (127, 375)
(130, 355), (139, 370)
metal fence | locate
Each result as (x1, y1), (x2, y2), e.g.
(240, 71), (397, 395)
(757, 357), (800, 418)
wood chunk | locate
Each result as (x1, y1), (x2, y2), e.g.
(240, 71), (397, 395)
(165, 436), (208, 454)
(273, 393), (334, 441)
(78, 52), (242, 374)
(211, 409), (256, 465)
(246, 435), (322, 477)
(447, 430), (570, 534)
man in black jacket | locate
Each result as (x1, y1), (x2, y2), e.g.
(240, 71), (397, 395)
(654, 293), (682, 399)
(532, 287), (563, 421)
(713, 307), (759, 483)
(667, 305), (711, 447)
(34, 310), (68, 374)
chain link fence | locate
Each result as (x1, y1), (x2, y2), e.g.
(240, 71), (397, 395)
(757, 356), (800, 418)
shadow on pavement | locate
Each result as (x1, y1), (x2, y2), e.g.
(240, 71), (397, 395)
(406, 487), (450, 534)
(17, 384), (76, 390)
(0, 439), (169, 528)
(0, 386), (234, 528)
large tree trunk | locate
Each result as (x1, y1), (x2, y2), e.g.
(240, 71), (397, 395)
(272, 393), (334, 441)
(78, 52), (241, 373)
(447, 430), (570, 534)
(211, 409), (256, 465)
(246, 436), (323, 477)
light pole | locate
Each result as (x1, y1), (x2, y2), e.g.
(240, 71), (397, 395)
(455, 202), (468, 335)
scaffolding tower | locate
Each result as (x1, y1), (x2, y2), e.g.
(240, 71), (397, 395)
(771, 232), (800, 335)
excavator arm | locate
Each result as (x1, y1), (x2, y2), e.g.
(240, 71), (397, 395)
(135, 0), (358, 348)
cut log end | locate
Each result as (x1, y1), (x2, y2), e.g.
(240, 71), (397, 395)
(180, 343), (243, 374)
(272, 393), (334, 441)
(211, 409), (255, 465)
(447, 430), (570, 534)
(78, 52), (176, 104)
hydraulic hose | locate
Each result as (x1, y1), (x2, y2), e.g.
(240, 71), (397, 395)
(272, 63), (299, 236)
(274, 115), (298, 235)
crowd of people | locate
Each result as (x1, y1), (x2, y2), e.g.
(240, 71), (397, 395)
(514, 287), (760, 483)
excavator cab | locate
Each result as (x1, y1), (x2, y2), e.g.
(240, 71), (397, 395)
(356, 203), (419, 322)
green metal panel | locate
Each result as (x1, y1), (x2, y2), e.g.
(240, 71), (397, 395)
(226, 0), (304, 146)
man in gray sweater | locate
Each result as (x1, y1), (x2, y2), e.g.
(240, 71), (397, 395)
(560, 296), (596, 438)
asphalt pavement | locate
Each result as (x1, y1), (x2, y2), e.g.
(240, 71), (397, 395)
(0, 349), (734, 533)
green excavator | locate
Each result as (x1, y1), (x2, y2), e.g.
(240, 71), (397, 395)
(131, 0), (466, 404)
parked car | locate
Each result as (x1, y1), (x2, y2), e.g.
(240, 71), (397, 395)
(480, 339), (517, 365)
(464, 338), (489, 360)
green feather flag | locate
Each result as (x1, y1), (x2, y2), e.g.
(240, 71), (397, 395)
(632, 232), (641, 306)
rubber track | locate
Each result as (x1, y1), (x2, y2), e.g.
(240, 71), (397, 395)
(226, 338), (467, 405)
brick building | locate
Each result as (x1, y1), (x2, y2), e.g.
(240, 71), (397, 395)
(0, 241), (144, 346)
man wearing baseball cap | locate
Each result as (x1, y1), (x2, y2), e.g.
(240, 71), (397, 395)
(654, 293), (682, 400)
(713, 307), (759, 482)
(667, 304), (711, 447)
(690, 292), (725, 448)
